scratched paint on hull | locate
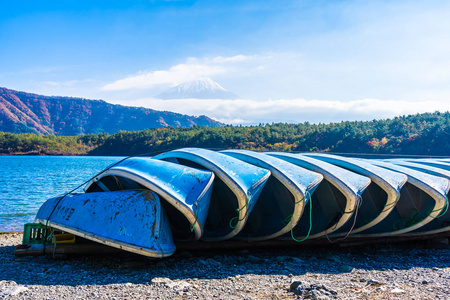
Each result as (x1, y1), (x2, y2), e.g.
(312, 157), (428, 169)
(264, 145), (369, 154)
(35, 190), (175, 258)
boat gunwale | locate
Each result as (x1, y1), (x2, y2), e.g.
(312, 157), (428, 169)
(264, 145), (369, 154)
(266, 152), (363, 239)
(360, 159), (449, 236)
(221, 150), (323, 241)
(306, 153), (408, 235)
(85, 168), (212, 241)
(34, 220), (175, 258)
(154, 149), (271, 240)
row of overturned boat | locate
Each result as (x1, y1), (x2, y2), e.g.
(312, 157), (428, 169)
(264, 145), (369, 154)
(34, 148), (450, 258)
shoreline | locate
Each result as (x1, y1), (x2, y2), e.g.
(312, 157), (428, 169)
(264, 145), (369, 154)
(1, 232), (449, 299)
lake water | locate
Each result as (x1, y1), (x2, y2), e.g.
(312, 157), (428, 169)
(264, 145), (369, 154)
(0, 156), (124, 232)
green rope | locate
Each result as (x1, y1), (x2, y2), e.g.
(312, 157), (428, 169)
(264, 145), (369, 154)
(229, 202), (249, 228)
(381, 195), (401, 213)
(290, 191), (312, 243)
(283, 190), (310, 224)
(229, 191), (252, 229)
(190, 202), (199, 232)
(429, 196), (449, 219)
(156, 236), (164, 258)
(393, 209), (427, 230)
(393, 196), (449, 231)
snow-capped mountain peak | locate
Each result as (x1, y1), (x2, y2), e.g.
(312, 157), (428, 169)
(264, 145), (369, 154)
(156, 78), (239, 100)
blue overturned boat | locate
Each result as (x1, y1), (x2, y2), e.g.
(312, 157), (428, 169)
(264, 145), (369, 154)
(401, 158), (450, 171)
(221, 150), (323, 241)
(383, 159), (450, 236)
(267, 153), (371, 239)
(27, 148), (450, 257)
(35, 190), (175, 258)
(83, 157), (215, 241)
(305, 153), (408, 236)
(367, 159), (449, 235)
(154, 148), (271, 240)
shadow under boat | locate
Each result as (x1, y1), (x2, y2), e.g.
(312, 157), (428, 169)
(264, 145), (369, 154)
(366, 159), (449, 236)
(153, 148), (271, 241)
(221, 150), (323, 241)
(266, 152), (371, 240)
(34, 190), (176, 258)
(84, 157), (215, 241)
(305, 153), (410, 237)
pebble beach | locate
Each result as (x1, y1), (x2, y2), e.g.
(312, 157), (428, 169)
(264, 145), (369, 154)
(0, 233), (449, 299)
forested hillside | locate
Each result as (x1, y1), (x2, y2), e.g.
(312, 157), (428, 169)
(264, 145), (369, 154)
(0, 87), (222, 135)
(1, 111), (449, 156)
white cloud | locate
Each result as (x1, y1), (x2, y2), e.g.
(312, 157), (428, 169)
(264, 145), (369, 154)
(109, 97), (450, 125)
(101, 55), (259, 91)
(212, 55), (256, 63)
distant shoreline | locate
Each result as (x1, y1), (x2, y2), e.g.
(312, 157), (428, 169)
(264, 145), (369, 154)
(2, 111), (450, 156)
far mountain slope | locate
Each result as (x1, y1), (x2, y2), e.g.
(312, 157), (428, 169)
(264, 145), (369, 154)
(0, 87), (223, 135)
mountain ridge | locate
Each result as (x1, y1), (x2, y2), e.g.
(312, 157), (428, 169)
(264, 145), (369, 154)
(0, 87), (223, 135)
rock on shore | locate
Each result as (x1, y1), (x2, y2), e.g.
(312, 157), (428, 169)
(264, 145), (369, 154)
(0, 233), (449, 299)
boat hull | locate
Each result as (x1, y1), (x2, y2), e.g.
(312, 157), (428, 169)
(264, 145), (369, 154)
(35, 190), (176, 258)
(222, 150), (323, 241)
(267, 152), (371, 240)
(154, 148), (271, 240)
(84, 157), (215, 241)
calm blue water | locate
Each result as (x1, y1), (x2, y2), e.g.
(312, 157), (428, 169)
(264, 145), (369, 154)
(0, 156), (124, 232)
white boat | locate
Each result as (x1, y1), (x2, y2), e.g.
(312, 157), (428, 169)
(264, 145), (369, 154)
(267, 153), (371, 239)
(306, 153), (408, 236)
(221, 150), (323, 241)
(154, 148), (271, 241)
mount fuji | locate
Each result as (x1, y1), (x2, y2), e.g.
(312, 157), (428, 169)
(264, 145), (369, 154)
(156, 78), (239, 100)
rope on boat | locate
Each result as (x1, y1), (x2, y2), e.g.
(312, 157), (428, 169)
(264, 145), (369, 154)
(289, 190), (312, 243)
(190, 202), (199, 232)
(325, 193), (362, 243)
(229, 191), (252, 229)
(429, 196), (449, 219)
(113, 175), (124, 190)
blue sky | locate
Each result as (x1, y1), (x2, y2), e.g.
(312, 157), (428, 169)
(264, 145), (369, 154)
(2, 0), (450, 124)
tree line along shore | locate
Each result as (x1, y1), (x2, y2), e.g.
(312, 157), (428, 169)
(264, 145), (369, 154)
(1, 111), (449, 157)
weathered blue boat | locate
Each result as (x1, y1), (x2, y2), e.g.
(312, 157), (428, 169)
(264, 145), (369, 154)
(35, 190), (176, 258)
(403, 159), (450, 171)
(306, 153), (408, 236)
(83, 157), (215, 241)
(267, 153), (371, 239)
(383, 159), (450, 236)
(154, 148), (271, 240)
(367, 159), (449, 235)
(221, 150), (323, 241)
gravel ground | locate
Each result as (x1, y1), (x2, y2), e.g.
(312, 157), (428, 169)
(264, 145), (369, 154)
(0, 232), (449, 299)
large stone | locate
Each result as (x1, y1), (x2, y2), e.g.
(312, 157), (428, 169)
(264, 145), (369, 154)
(167, 280), (192, 291)
(151, 277), (173, 285)
(289, 281), (303, 291)
(390, 288), (406, 294)
(1, 286), (29, 296)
